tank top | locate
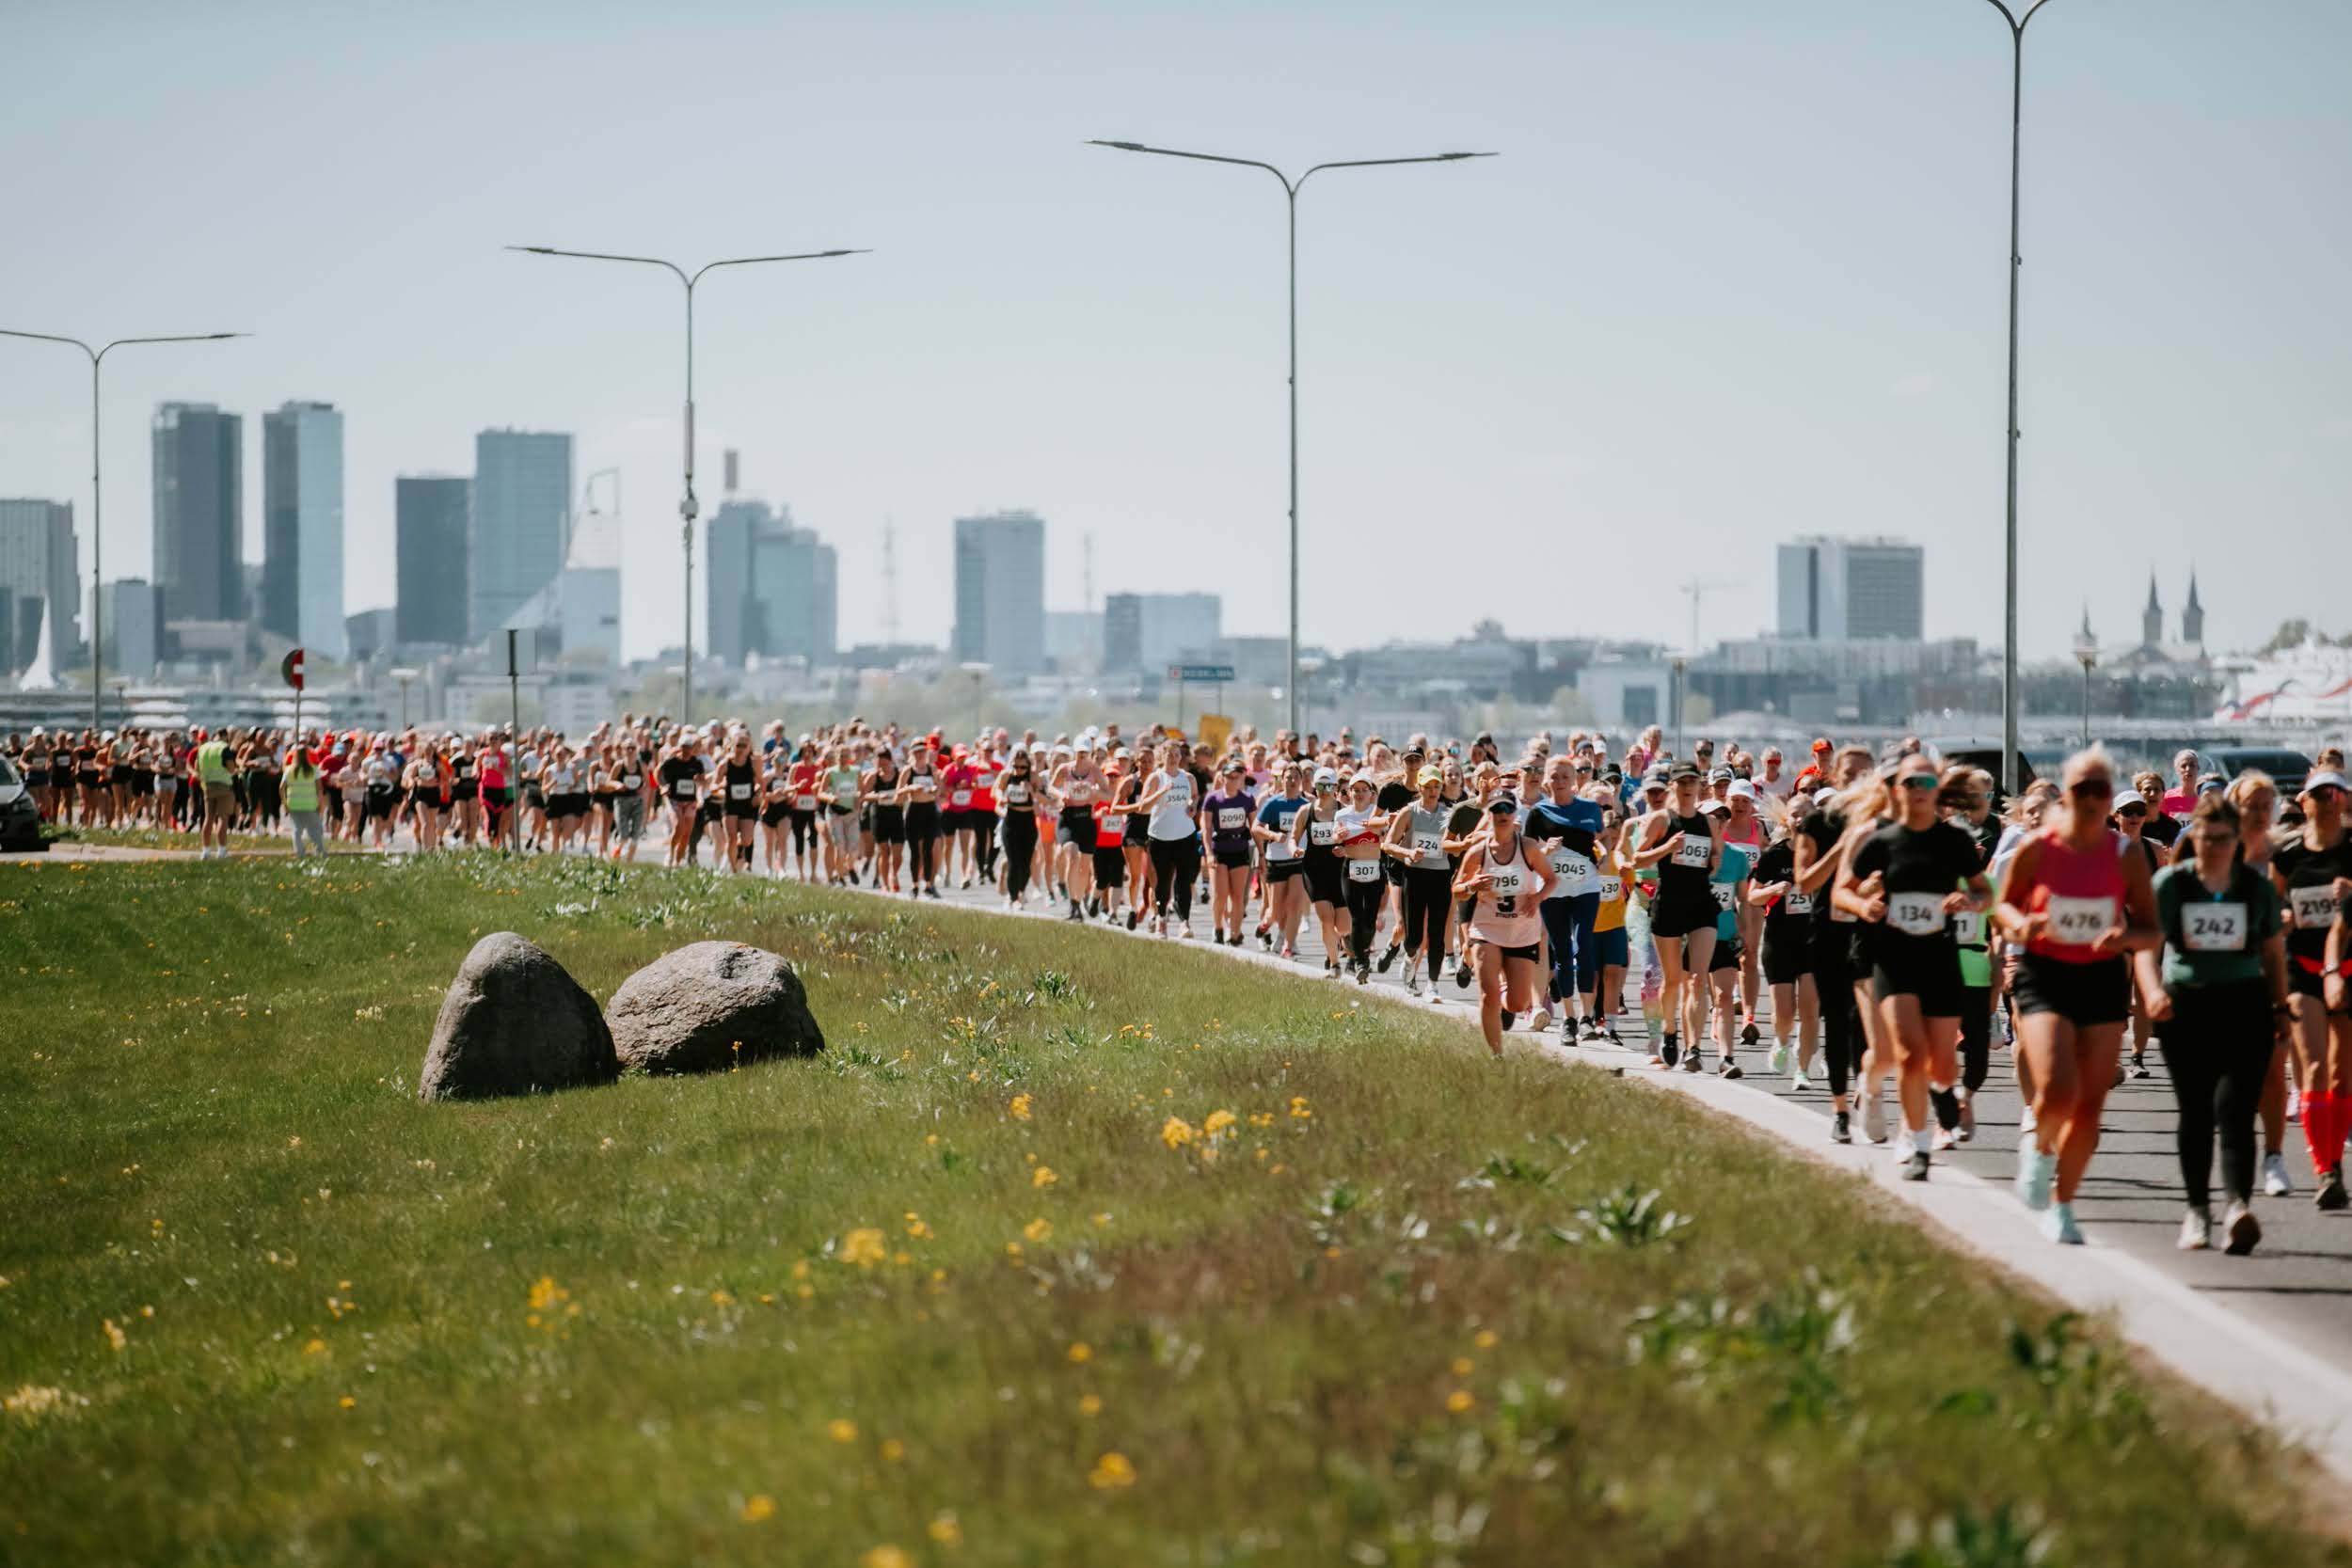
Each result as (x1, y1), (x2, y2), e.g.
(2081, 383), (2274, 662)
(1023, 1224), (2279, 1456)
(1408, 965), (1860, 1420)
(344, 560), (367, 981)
(1406, 802), (1451, 870)
(2022, 827), (2127, 964)
(1657, 809), (1714, 902)
(1469, 837), (1543, 948)
(1147, 768), (1198, 841)
(1594, 849), (1630, 933)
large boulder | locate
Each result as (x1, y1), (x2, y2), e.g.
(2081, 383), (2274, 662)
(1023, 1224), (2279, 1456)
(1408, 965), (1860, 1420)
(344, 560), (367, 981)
(607, 941), (825, 1075)
(418, 932), (617, 1101)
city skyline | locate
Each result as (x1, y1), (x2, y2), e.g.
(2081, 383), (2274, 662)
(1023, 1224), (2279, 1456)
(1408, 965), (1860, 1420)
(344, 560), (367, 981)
(3, 2), (2348, 668)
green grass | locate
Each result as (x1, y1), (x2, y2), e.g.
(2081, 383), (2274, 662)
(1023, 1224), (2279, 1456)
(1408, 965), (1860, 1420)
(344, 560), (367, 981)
(38, 822), (288, 853)
(0, 856), (2343, 1568)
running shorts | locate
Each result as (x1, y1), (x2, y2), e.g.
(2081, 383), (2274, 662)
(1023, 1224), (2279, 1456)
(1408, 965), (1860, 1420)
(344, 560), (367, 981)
(2009, 952), (2128, 1026)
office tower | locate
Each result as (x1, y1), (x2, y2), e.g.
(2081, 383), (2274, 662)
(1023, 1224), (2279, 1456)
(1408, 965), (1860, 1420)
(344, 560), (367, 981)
(396, 476), (471, 646)
(951, 510), (1045, 676)
(1774, 537), (1924, 641)
(1103, 592), (1222, 674)
(506, 504), (622, 666)
(151, 404), (244, 624)
(470, 430), (572, 638)
(0, 498), (80, 673)
(707, 499), (837, 667)
(262, 401), (346, 657)
(98, 578), (164, 678)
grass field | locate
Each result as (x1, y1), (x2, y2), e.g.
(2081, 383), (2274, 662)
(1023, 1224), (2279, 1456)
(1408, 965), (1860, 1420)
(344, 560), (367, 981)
(36, 822), (288, 853)
(2, 855), (2344, 1567)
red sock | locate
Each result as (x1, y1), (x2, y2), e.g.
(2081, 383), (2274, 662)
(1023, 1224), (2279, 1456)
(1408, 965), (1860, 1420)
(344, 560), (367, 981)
(2306, 1091), (2339, 1178)
(2322, 1092), (2349, 1175)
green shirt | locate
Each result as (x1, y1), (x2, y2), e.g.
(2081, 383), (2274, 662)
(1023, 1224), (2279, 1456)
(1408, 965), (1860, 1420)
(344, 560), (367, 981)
(196, 740), (231, 784)
(2153, 862), (2280, 990)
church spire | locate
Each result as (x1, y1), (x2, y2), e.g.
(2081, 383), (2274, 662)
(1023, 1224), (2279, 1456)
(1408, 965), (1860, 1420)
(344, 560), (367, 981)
(2183, 569), (2204, 647)
(2142, 570), (2164, 648)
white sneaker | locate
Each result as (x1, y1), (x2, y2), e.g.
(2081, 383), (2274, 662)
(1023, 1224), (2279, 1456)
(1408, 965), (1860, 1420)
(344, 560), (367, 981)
(2177, 1210), (2212, 1251)
(1932, 1126), (1957, 1153)
(1528, 1007), (1553, 1035)
(2263, 1152), (2293, 1197)
(2018, 1101), (2039, 1137)
(1768, 1042), (1788, 1076)
(1404, 971), (1423, 997)
(1862, 1090), (1886, 1145)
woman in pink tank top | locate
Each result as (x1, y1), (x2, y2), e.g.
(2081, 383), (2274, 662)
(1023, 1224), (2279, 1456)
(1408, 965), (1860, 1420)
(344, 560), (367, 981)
(1453, 794), (1557, 1057)
(1994, 747), (2160, 1245)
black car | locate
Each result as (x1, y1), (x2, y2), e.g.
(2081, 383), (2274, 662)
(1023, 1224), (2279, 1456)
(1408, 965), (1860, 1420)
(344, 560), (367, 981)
(0, 753), (41, 851)
(2196, 747), (2312, 795)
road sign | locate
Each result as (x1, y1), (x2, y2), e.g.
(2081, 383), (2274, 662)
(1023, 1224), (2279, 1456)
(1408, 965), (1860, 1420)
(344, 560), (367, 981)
(280, 647), (306, 691)
(1168, 664), (1236, 683)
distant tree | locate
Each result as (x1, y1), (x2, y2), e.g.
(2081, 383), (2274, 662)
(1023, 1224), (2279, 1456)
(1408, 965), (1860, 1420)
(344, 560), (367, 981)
(2262, 618), (2312, 655)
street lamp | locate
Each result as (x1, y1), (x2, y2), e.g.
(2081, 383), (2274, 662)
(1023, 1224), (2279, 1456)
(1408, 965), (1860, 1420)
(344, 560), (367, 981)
(390, 666), (421, 732)
(2073, 630), (2097, 749)
(1671, 655), (1690, 759)
(1085, 140), (1496, 737)
(0, 327), (247, 733)
(1977, 0), (2061, 796)
(505, 245), (868, 723)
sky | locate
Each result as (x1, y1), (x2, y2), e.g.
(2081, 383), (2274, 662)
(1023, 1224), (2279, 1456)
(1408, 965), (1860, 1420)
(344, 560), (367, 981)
(2, 0), (2347, 666)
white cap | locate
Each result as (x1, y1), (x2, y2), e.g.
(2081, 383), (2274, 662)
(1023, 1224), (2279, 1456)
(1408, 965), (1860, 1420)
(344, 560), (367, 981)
(1312, 766), (1340, 787)
(2111, 788), (2146, 812)
(1726, 779), (1756, 801)
(2301, 768), (2350, 795)
(1813, 787), (1838, 807)
(1699, 798), (1728, 815)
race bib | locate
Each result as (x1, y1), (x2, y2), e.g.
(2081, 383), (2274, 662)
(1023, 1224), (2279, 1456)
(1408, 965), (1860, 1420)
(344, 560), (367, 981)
(2045, 895), (2117, 944)
(623, 773), (642, 790)
(1309, 820), (1337, 847)
(673, 781), (695, 799)
(1672, 835), (1709, 868)
(1346, 859), (1382, 883)
(1549, 849), (1597, 894)
(1218, 807), (1245, 831)
(1414, 831), (1443, 859)
(1886, 891), (1945, 937)
(1710, 882), (1736, 911)
(1005, 784), (1029, 805)
(951, 789), (972, 808)
(1784, 891), (1814, 916)
(2290, 886), (2338, 929)
(795, 793), (818, 811)
(1950, 910), (1985, 946)
(2184, 902), (2247, 954)
(1599, 875), (1624, 903)
(1489, 866), (1526, 899)
(1277, 809), (1300, 835)
(730, 783), (752, 800)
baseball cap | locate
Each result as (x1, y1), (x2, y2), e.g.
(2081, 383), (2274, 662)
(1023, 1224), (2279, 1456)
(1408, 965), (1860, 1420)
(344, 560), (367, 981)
(1813, 787), (1839, 807)
(1312, 766), (1339, 789)
(2111, 789), (2147, 813)
(1811, 737), (1833, 755)
(2301, 768), (2350, 795)
(1669, 761), (1701, 782)
(1708, 767), (1733, 784)
(1726, 778), (1756, 800)
(1416, 765), (1443, 786)
(1487, 793), (1519, 816)
(1699, 798), (1728, 815)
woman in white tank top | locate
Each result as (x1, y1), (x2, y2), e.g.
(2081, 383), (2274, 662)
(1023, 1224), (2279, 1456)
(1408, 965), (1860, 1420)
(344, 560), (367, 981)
(1453, 794), (1558, 1055)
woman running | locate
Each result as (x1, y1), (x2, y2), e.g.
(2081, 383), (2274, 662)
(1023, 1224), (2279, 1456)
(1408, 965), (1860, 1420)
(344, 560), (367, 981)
(866, 748), (906, 894)
(1629, 763), (1721, 1070)
(1334, 773), (1390, 982)
(899, 742), (943, 898)
(1295, 766), (1352, 976)
(2273, 765), (2352, 1209)
(1201, 760), (1257, 944)
(1051, 745), (1104, 920)
(1118, 741), (1202, 939)
(1526, 755), (1605, 1042)
(998, 748), (1042, 907)
(1837, 752), (1990, 1180)
(1995, 747), (2161, 1243)
(1385, 764), (1457, 1001)
(1254, 762), (1311, 958)
(1454, 793), (1559, 1055)
(1750, 793), (1818, 1087)
(2136, 792), (2289, 1254)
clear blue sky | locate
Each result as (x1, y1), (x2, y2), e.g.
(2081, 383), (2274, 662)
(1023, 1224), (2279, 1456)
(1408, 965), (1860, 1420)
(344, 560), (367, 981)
(3, 0), (2345, 663)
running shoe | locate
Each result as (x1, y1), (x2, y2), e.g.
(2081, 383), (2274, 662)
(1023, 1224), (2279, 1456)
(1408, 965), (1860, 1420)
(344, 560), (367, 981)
(1831, 1110), (1851, 1145)
(1790, 1066), (1811, 1093)
(1127, 911), (1140, 932)
(1659, 1033), (1680, 1069)
(1405, 970), (1424, 997)
(1740, 1022), (1760, 1047)
(2128, 1055), (2151, 1082)
(1560, 1014), (1577, 1045)
(1259, 927), (1274, 951)
(1428, 991), (1444, 1007)
(1584, 1018), (1609, 1042)
(1957, 1096), (1976, 1143)
(2018, 1101), (2038, 1137)
(2016, 1145), (2058, 1212)
(1768, 1042), (1789, 1076)
(1355, 961), (1370, 987)
(2317, 1169), (2349, 1212)
(1862, 1090), (1885, 1145)
(1068, 898), (1084, 921)
(1376, 944), (1399, 975)
(1454, 959), (1473, 990)
(2223, 1202), (2262, 1257)
(1931, 1126), (1956, 1153)
(1901, 1150), (1930, 1182)
(1682, 1047), (1703, 1075)
(1717, 1058), (1741, 1080)
(925, 886), (942, 901)
(1500, 1010), (1516, 1032)
(2264, 1152), (2294, 1197)
(2176, 1210), (2213, 1252)
(2042, 1203), (2084, 1245)
(1528, 1007), (1553, 1034)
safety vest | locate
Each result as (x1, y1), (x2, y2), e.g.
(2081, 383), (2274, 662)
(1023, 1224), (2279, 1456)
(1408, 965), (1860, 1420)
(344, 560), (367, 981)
(284, 768), (319, 813)
(197, 741), (231, 784)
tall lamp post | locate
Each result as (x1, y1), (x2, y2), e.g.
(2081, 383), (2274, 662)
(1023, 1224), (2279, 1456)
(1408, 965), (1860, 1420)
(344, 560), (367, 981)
(505, 245), (867, 723)
(2073, 631), (2097, 749)
(0, 327), (247, 733)
(1084, 141), (1496, 739)
(1979, 0), (2060, 796)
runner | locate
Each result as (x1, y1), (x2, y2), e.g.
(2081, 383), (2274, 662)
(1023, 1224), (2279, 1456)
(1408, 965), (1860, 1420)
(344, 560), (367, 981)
(1201, 760), (1257, 944)
(866, 746), (906, 895)
(1383, 764), (1456, 1002)
(1295, 766), (1352, 976)
(1629, 762), (1720, 1071)
(1994, 747), (2161, 1243)
(1748, 793), (1817, 1088)
(1526, 755), (1605, 1043)
(1453, 792), (1558, 1055)
(1254, 762), (1311, 959)
(900, 741), (943, 899)
(1335, 773), (1389, 983)
(2273, 765), (2352, 1208)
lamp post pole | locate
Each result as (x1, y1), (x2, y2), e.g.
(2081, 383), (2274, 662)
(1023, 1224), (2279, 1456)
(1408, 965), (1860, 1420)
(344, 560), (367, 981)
(506, 245), (866, 723)
(1979, 0), (2059, 796)
(1085, 142), (1496, 739)
(0, 328), (246, 732)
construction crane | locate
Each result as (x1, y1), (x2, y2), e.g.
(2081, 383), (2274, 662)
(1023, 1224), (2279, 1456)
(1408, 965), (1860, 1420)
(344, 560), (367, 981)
(1680, 575), (1736, 656)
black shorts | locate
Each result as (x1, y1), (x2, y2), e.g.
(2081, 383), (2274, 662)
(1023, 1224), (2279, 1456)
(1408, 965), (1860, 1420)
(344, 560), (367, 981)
(905, 802), (939, 841)
(726, 804), (756, 822)
(1761, 927), (1810, 987)
(1709, 931), (1742, 974)
(762, 801), (790, 827)
(1058, 807), (1094, 843)
(1650, 895), (1718, 941)
(1266, 859), (1302, 882)
(2010, 952), (2129, 1026)
(1092, 845), (1126, 889)
(368, 787), (397, 819)
(2288, 959), (2352, 1006)
(452, 782), (479, 802)
(524, 783), (547, 809)
(1305, 857), (1343, 907)
(871, 805), (904, 844)
(1213, 847), (1251, 870)
(1870, 947), (1964, 1017)
(1478, 941), (1542, 964)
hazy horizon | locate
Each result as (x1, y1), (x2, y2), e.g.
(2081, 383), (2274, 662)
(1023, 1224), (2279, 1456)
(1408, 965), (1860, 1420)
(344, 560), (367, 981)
(3, 0), (2346, 666)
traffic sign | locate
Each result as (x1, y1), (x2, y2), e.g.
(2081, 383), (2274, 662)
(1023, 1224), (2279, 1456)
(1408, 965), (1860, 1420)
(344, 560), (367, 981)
(280, 647), (306, 691)
(1167, 664), (1235, 683)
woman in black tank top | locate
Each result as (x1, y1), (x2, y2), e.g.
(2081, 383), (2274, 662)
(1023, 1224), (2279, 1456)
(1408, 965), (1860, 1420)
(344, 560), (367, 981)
(1630, 765), (1723, 1069)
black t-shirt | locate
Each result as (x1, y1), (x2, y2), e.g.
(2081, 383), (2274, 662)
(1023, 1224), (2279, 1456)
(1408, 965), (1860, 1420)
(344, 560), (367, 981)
(2142, 811), (2182, 850)
(1375, 780), (1414, 815)
(660, 756), (701, 800)
(1850, 820), (1982, 954)
(2274, 832), (2352, 958)
(1801, 808), (1848, 932)
(1755, 839), (1807, 941)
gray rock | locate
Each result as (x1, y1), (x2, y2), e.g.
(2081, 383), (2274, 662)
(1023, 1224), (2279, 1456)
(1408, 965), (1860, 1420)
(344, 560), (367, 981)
(418, 932), (617, 1101)
(607, 941), (825, 1075)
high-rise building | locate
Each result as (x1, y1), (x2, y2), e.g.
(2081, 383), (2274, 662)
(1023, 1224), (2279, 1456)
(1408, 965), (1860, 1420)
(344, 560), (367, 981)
(707, 499), (838, 667)
(470, 430), (572, 639)
(1104, 592), (1222, 674)
(1775, 537), (1923, 641)
(262, 401), (346, 657)
(97, 578), (164, 678)
(396, 476), (471, 646)
(952, 510), (1045, 676)
(507, 504), (622, 666)
(0, 498), (80, 673)
(151, 404), (244, 624)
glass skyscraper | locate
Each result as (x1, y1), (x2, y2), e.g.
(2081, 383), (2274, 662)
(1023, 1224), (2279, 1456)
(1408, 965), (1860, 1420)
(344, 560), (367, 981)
(469, 430), (572, 640)
(952, 510), (1045, 677)
(396, 476), (472, 647)
(262, 401), (345, 657)
(151, 404), (243, 625)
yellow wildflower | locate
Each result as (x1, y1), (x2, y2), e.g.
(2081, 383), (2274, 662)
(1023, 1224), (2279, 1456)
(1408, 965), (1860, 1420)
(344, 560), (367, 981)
(739, 1494), (776, 1523)
(1067, 1341), (1092, 1364)
(1203, 1109), (1237, 1138)
(903, 1213), (934, 1240)
(338, 1395), (357, 1410)
(827, 1418), (859, 1444)
(1078, 1393), (1103, 1418)
(840, 1228), (888, 1268)
(102, 1319), (127, 1353)
(1031, 1164), (1058, 1189)
(1088, 1451), (1137, 1490)
(1160, 1117), (1197, 1149)
(1289, 1097), (1312, 1119)
(302, 1338), (326, 1356)
(861, 1547), (913, 1568)
(1474, 1329), (1499, 1350)
(1446, 1389), (1475, 1414)
(879, 1437), (906, 1464)
(1023, 1218), (1053, 1243)
(1009, 1092), (1033, 1122)
(927, 1513), (963, 1546)
(1452, 1356), (1474, 1375)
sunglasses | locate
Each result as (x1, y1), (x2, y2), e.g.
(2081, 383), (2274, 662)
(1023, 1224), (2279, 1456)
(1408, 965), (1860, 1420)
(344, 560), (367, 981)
(1899, 774), (1938, 791)
(2069, 779), (2114, 800)
(2309, 784), (2346, 802)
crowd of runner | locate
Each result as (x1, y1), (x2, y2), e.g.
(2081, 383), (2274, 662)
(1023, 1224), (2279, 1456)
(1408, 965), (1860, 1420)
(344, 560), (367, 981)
(9, 718), (2352, 1256)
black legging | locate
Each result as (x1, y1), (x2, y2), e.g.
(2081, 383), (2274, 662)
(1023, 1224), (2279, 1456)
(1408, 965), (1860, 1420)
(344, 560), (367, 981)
(1402, 865), (1454, 982)
(1813, 932), (1864, 1099)
(906, 804), (939, 885)
(1002, 813), (1037, 901)
(2157, 978), (2274, 1212)
(1343, 868), (1385, 962)
(1149, 836), (1200, 923)
(1960, 983), (1994, 1096)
